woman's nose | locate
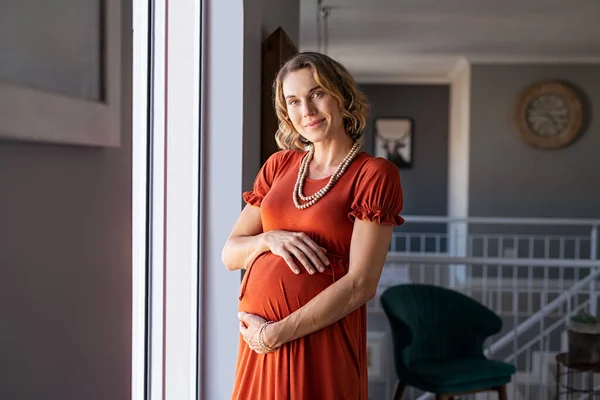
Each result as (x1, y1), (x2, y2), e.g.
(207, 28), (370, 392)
(302, 103), (316, 116)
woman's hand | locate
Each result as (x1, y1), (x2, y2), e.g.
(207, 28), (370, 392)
(238, 312), (279, 354)
(263, 230), (329, 275)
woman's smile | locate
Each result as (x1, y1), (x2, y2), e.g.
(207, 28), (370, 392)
(305, 118), (326, 129)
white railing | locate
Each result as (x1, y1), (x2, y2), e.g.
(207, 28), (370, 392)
(394, 215), (599, 258)
(371, 215), (600, 400)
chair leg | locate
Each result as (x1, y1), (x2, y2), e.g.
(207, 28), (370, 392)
(496, 385), (508, 400)
(392, 380), (406, 400)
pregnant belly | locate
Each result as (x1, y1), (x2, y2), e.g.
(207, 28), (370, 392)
(238, 252), (348, 321)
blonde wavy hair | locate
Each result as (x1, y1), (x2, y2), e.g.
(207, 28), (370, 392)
(273, 52), (370, 151)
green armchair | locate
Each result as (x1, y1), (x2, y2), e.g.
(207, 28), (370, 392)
(380, 284), (516, 400)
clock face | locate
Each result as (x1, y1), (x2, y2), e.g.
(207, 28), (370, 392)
(525, 93), (570, 138)
(515, 81), (583, 149)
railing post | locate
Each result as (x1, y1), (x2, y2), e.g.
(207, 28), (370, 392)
(591, 224), (598, 260)
(448, 221), (467, 287)
(590, 225), (598, 316)
(448, 226), (457, 288)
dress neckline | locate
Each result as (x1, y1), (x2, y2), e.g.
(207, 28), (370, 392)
(298, 151), (367, 183)
(305, 175), (332, 183)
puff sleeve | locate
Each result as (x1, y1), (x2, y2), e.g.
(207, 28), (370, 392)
(242, 151), (284, 207)
(348, 157), (405, 226)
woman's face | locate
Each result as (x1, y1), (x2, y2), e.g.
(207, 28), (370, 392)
(282, 68), (345, 144)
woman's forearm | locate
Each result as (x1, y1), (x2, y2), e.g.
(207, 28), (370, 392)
(267, 221), (389, 346)
(221, 233), (270, 271)
(268, 274), (374, 347)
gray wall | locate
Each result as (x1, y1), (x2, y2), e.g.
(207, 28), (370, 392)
(469, 65), (600, 219)
(0, 0), (101, 100)
(360, 84), (450, 399)
(361, 84), (450, 240)
(0, 2), (132, 400)
(261, 0), (299, 46)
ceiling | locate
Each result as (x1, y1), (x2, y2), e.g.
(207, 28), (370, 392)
(299, 0), (600, 82)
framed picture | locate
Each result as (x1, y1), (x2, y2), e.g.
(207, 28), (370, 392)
(0, 0), (122, 147)
(374, 117), (414, 169)
(367, 330), (386, 382)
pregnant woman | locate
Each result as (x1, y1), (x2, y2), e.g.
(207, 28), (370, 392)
(222, 51), (404, 400)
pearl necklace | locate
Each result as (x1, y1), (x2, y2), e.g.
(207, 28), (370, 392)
(293, 142), (361, 209)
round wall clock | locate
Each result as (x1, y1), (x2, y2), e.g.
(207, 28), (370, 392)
(514, 81), (583, 150)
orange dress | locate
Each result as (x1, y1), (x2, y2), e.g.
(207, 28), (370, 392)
(232, 149), (404, 400)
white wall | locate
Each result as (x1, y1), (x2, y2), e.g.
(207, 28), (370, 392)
(447, 62), (471, 258)
(0, 1), (133, 399)
(201, 1), (244, 398)
(202, 0), (299, 399)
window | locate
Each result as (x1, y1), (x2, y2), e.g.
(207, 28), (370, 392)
(132, 0), (202, 398)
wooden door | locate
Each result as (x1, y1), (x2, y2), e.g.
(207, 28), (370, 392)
(261, 27), (298, 164)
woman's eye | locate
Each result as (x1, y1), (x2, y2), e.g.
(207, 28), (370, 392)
(312, 91), (323, 98)
(288, 100), (298, 106)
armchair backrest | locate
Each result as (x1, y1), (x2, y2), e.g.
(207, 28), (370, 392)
(381, 284), (502, 371)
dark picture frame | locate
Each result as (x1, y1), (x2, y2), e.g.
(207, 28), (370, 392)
(373, 117), (414, 169)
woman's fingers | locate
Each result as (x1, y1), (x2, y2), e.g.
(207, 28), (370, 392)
(293, 241), (327, 273)
(303, 240), (330, 269)
(318, 247), (329, 264)
(285, 247), (312, 274)
(279, 245), (328, 275)
(291, 233), (329, 272)
(280, 252), (300, 274)
(268, 230), (330, 274)
(238, 311), (271, 354)
(295, 233), (329, 267)
(287, 244), (320, 274)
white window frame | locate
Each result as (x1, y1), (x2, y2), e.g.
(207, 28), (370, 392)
(132, 0), (202, 398)
(131, 0), (150, 398)
(133, 0), (245, 399)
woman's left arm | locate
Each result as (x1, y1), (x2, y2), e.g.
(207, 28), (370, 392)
(239, 218), (393, 352)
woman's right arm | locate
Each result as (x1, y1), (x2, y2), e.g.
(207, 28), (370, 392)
(221, 204), (269, 271)
(221, 204), (329, 273)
